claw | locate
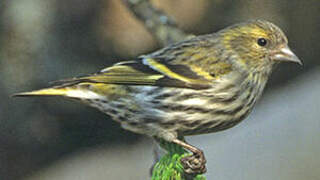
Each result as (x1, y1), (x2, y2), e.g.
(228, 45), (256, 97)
(180, 151), (207, 174)
(171, 138), (207, 174)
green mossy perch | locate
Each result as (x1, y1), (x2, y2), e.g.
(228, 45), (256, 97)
(151, 140), (206, 180)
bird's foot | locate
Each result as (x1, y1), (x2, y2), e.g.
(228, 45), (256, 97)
(181, 150), (207, 174)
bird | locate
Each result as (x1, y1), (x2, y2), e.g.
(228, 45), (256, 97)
(14, 20), (301, 174)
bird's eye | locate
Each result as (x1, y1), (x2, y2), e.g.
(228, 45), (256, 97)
(257, 38), (267, 47)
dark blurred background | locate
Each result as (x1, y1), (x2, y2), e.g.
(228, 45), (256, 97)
(0, 0), (319, 179)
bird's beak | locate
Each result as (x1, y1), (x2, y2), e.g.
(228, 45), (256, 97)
(273, 46), (302, 65)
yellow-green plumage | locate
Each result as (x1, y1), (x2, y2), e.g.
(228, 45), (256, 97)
(14, 20), (301, 174)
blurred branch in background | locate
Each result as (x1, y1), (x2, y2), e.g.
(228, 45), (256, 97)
(97, 0), (209, 57)
(122, 0), (191, 46)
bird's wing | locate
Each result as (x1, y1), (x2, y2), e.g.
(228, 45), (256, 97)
(53, 35), (233, 90)
(54, 58), (213, 90)
(13, 36), (234, 97)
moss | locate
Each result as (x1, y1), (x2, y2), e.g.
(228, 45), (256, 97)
(151, 140), (206, 180)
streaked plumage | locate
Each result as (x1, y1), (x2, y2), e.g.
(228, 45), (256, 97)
(14, 20), (301, 174)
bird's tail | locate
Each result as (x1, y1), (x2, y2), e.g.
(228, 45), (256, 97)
(12, 84), (105, 100)
(13, 87), (70, 97)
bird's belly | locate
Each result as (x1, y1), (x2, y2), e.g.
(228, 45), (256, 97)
(178, 106), (252, 136)
(153, 86), (259, 136)
(82, 82), (260, 137)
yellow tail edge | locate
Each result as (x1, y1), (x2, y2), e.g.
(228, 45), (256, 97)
(12, 88), (68, 97)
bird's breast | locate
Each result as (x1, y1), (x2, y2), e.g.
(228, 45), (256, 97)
(148, 71), (269, 135)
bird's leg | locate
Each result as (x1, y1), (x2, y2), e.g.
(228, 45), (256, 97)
(172, 138), (207, 175)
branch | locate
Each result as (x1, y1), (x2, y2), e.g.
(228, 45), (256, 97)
(122, 0), (193, 46)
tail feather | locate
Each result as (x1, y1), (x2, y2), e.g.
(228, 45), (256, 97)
(13, 86), (104, 100)
(12, 88), (68, 97)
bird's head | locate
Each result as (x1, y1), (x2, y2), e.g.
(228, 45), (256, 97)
(221, 20), (301, 71)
